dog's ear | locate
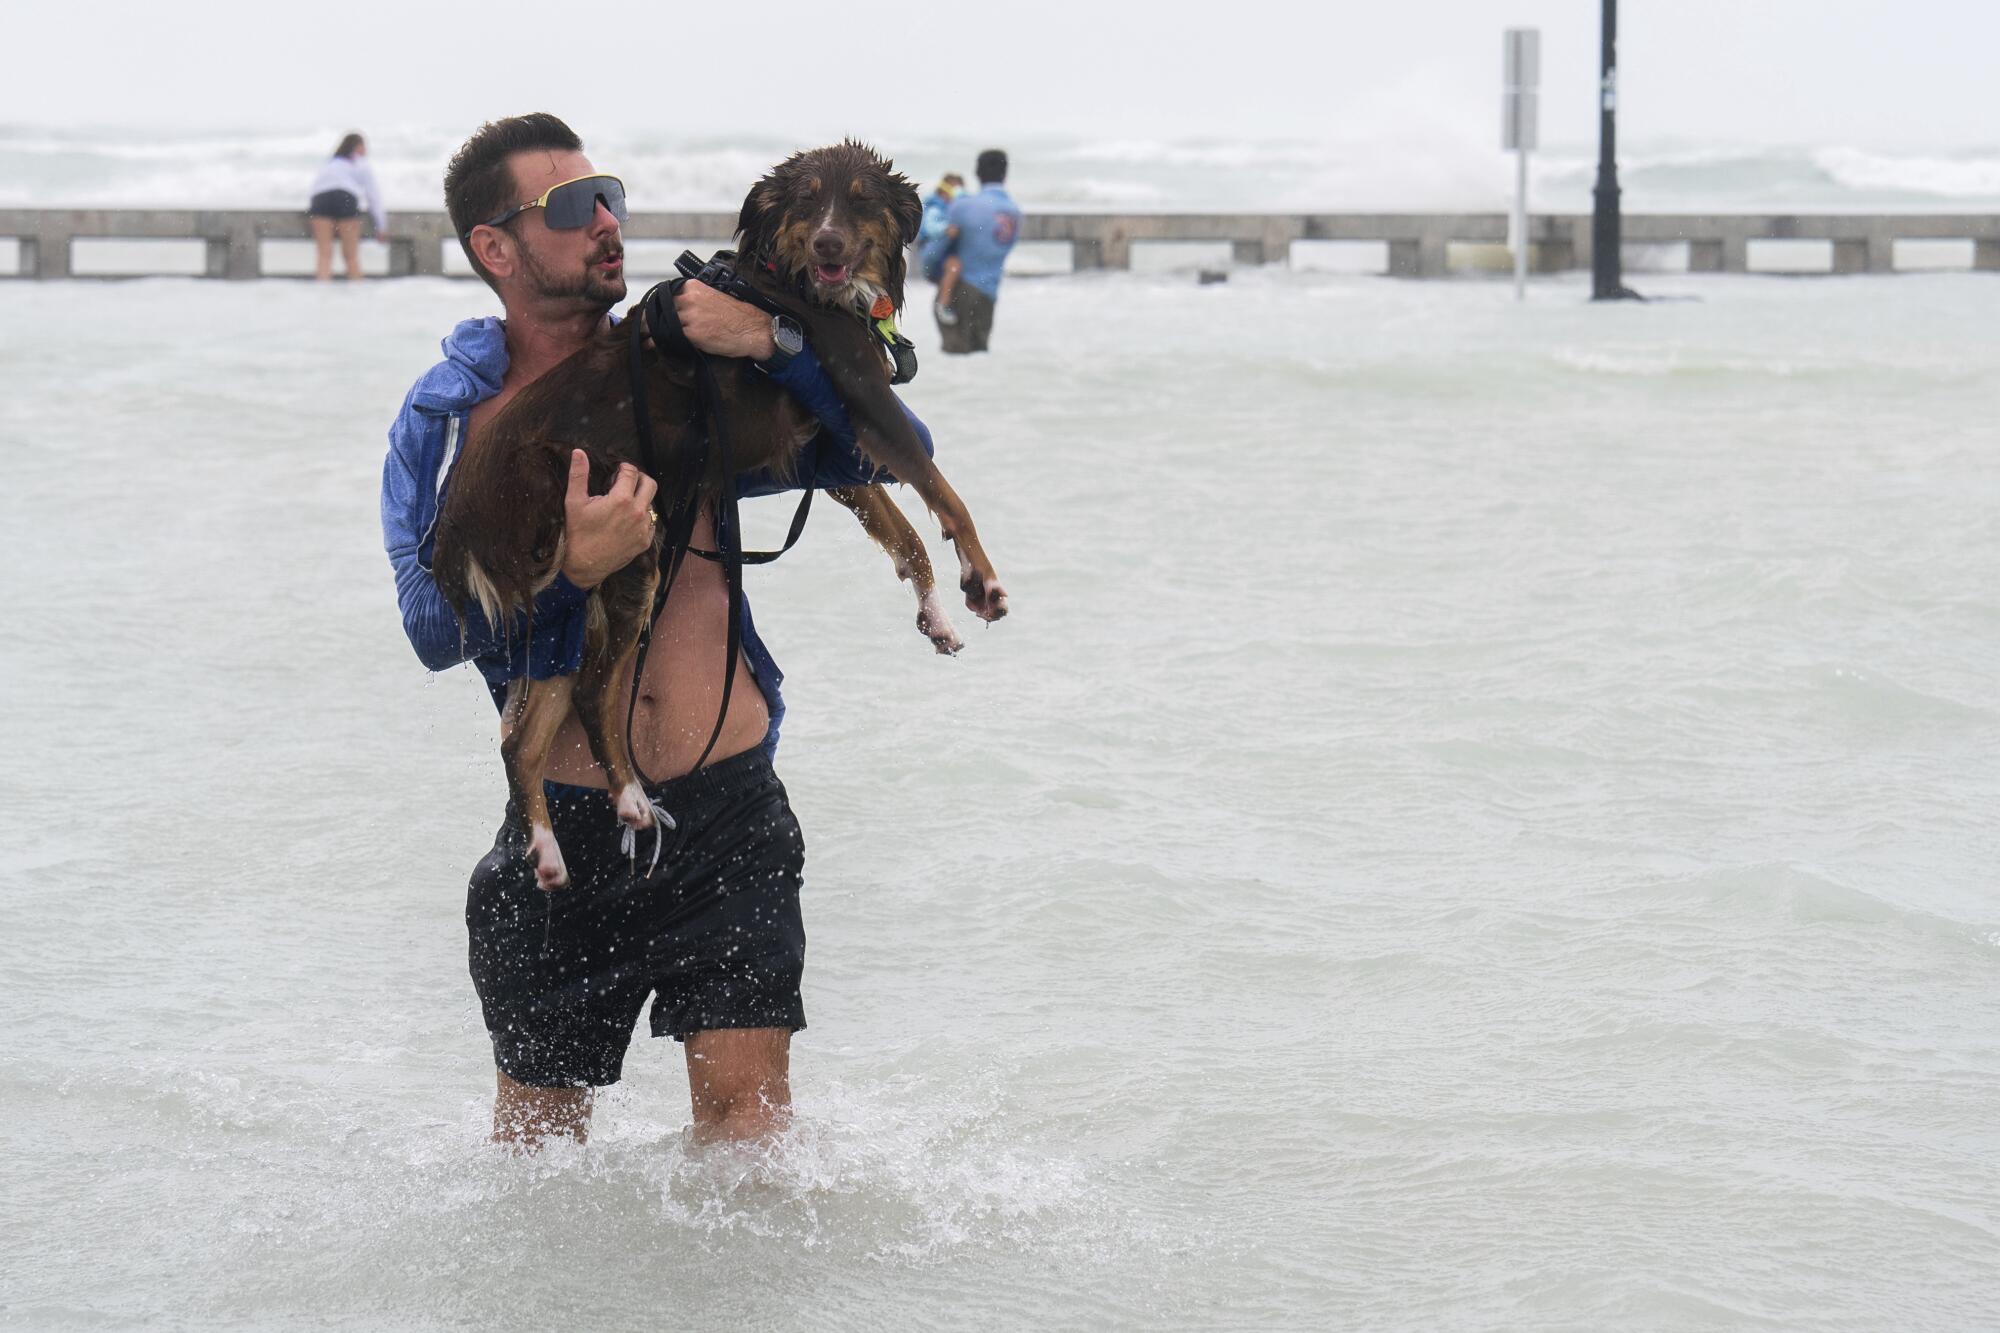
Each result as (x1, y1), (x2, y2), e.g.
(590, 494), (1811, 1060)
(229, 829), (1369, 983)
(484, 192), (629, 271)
(885, 233), (908, 313)
(735, 177), (783, 255)
(891, 176), (923, 247)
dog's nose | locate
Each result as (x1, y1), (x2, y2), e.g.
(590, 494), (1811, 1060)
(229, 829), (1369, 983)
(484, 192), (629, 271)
(812, 231), (846, 262)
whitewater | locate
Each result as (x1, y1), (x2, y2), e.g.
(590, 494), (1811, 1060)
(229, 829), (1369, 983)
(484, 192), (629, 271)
(3, 239), (1998, 1323)
(7, 125), (2000, 215)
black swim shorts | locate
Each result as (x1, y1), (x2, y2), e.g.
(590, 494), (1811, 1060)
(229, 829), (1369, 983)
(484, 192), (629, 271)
(465, 748), (807, 1088)
(308, 189), (359, 220)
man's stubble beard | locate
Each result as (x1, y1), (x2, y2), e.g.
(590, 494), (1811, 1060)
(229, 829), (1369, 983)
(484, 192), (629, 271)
(520, 237), (625, 314)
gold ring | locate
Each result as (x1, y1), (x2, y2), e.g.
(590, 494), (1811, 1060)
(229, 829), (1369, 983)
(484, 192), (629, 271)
(647, 507), (659, 525)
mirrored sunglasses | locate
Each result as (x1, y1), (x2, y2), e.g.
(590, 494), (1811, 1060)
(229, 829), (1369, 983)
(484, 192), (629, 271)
(472, 174), (628, 235)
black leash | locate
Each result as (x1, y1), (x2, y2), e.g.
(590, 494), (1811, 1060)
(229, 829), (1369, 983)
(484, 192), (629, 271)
(617, 275), (814, 805)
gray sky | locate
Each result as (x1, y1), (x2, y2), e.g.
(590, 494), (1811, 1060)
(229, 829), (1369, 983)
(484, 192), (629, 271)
(6, 0), (1995, 150)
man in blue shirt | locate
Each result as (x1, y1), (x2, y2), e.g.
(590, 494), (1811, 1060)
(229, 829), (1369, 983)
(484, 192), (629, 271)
(380, 114), (932, 1151)
(923, 148), (1022, 354)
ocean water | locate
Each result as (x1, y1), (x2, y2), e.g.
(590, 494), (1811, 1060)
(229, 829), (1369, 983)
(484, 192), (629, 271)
(3, 269), (1998, 1330)
(6, 124), (2000, 215)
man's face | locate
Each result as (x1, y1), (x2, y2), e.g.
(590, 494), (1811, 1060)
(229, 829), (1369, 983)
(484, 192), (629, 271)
(498, 148), (626, 310)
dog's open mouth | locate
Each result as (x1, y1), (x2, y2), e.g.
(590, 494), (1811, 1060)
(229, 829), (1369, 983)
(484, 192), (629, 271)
(812, 262), (852, 285)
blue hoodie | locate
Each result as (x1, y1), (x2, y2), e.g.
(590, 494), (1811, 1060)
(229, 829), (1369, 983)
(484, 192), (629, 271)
(380, 316), (933, 759)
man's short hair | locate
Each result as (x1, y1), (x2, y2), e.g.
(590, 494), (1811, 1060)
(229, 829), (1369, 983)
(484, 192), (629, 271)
(444, 113), (584, 292)
(976, 149), (1008, 185)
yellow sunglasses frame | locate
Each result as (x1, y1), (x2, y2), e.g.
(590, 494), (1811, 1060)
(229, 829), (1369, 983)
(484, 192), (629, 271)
(470, 174), (627, 235)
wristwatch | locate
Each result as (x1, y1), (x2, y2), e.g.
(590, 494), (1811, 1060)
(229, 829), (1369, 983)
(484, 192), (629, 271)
(759, 314), (805, 372)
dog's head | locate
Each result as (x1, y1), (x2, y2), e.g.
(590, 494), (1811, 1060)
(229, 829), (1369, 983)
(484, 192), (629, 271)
(736, 140), (923, 314)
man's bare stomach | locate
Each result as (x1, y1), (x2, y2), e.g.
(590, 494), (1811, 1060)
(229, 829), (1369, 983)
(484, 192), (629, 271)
(515, 517), (771, 787)
(538, 647), (768, 786)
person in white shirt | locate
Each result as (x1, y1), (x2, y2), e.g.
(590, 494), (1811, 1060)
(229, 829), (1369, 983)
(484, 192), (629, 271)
(306, 133), (389, 282)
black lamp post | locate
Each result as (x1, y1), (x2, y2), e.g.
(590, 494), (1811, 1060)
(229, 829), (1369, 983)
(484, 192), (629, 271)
(1592, 0), (1641, 300)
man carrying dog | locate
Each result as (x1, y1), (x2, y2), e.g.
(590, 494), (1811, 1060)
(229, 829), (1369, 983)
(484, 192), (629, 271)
(381, 113), (931, 1150)
(924, 148), (1022, 354)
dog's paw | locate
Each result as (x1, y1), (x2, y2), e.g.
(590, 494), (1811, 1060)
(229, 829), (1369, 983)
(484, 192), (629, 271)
(614, 782), (653, 831)
(946, 539), (1008, 622)
(960, 572), (1009, 622)
(527, 823), (570, 891)
(917, 587), (964, 655)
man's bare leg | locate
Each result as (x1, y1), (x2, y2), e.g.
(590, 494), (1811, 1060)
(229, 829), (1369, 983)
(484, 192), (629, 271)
(493, 1068), (594, 1149)
(684, 1028), (792, 1144)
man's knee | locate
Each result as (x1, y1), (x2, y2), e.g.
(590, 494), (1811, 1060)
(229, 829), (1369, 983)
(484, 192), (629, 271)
(684, 1027), (791, 1128)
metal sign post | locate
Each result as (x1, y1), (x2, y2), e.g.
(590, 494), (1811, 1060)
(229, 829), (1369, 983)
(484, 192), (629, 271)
(1503, 28), (1540, 302)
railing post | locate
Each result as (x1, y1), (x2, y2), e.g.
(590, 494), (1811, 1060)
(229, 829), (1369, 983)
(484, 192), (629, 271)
(1976, 239), (2000, 272)
(1529, 216), (1576, 271)
(411, 223), (448, 277)
(1070, 237), (1103, 270)
(1687, 240), (1722, 272)
(198, 212), (223, 278)
(31, 216), (69, 279)
(1235, 222), (1295, 268)
(1830, 236), (1895, 275)
(1567, 215), (1593, 274)
(1389, 233), (1447, 278)
(198, 212), (259, 278)
(1099, 226), (1130, 271)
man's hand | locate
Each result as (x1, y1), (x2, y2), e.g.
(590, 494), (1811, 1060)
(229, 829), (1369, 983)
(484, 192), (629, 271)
(673, 279), (777, 360)
(559, 450), (658, 589)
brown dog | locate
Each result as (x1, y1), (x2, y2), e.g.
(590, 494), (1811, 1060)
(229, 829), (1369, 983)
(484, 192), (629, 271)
(432, 141), (1007, 889)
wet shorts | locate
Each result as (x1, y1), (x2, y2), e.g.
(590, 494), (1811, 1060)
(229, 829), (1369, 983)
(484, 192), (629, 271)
(308, 189), (358, 220)
(465, 748), (807, 1088)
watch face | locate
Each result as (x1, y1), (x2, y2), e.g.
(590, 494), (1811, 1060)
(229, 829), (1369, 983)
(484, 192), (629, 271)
(773, 317), (804, 355)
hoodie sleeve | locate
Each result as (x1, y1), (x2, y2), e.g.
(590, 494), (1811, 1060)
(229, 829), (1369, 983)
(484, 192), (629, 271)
(738, 342), (934, 496)
(758, 342), (855, 444)
(737, 399), (933, 498)
(381, 395), (589, 674)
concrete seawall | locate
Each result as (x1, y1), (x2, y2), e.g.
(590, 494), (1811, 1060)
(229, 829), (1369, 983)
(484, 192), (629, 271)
(2, 208), (1996, 279)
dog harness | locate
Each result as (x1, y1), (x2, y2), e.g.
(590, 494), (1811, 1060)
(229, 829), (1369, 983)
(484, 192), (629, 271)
(865, 293), (920, 387)
(694, 248), (919, 386)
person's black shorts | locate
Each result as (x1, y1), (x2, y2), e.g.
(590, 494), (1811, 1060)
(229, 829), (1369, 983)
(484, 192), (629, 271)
(938, 282), (996, 354)
(465, 748), (807, 1088)
(308, 189), (359, 220)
